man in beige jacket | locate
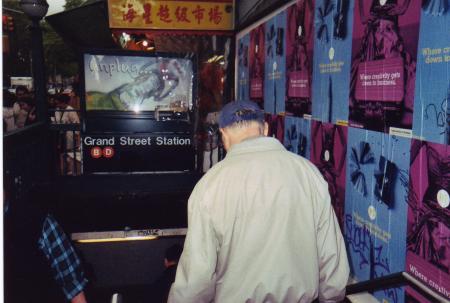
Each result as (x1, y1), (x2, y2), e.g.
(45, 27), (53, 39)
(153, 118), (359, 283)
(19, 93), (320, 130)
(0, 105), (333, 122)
(168, 100), (349, 303)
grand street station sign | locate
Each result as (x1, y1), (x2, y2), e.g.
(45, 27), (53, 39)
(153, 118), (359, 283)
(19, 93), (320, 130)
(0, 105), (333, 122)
(82, 134), (195, 173)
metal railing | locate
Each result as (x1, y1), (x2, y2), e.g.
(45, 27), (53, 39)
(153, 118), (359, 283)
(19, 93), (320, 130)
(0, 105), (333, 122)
(345, 271), (449, 302)
(48, 108), (82, 176)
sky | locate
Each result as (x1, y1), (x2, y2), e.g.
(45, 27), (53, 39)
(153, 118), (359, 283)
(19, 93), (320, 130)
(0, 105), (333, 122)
(47, 0), (66, 16)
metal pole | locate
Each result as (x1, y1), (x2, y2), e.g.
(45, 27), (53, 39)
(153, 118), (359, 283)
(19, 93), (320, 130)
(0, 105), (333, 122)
(29, 18), (48, 123)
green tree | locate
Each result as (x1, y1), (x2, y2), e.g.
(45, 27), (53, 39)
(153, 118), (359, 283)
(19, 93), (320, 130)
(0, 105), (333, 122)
(2, 0), (33, 83)
(42, 0), (88, 82)
(42, 21), (78, 80)
(64, 0), (85, 11)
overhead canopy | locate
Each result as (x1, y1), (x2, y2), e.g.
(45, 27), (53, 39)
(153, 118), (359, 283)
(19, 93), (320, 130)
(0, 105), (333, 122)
(46, 0), (292, 48)
(237, 0), (291, 31)
(45, 0), (118, 49)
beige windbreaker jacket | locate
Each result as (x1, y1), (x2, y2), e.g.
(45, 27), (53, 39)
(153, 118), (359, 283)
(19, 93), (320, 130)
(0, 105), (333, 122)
(168, 136), (349, 303)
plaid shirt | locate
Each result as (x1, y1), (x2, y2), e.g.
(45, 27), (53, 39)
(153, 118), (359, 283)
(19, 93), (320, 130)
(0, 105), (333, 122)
(38, 215), (88, 301)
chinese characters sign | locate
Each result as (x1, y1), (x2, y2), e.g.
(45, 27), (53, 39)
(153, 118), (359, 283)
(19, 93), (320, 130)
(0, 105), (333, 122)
(108, 0), (234, 30)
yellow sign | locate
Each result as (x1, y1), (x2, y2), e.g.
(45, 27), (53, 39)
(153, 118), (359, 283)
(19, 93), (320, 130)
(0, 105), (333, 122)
(108, 0), (234, 30)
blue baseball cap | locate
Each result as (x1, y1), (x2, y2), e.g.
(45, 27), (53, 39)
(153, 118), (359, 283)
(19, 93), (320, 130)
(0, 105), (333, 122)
(218, 100), (265, 128)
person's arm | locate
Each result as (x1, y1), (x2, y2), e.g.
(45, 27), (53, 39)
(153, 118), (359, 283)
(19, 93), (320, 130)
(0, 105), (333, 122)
(3, 107), (14, 119)
(168, 187), (218, 303)
(13, 102), (21, 115)
(68, 111), (80, 124)
(315, 180), (349, 302)
(38, 215), (88, 302)
(55, 110), (63, 123)
(71, 291), (87, 303)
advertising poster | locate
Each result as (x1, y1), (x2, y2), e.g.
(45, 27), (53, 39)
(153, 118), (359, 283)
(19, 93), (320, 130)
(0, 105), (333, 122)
(285, 0), (315, 117)
(237, 34), (250, 101)
(311, 121), (347, 228)
(405, 286), (432, 303)
(412, 5), (450, 145)
(406, 140), (450, 301)
(344, 127), (411, 303)
(348, 0), (421, 134)
(249, 24), (265, 107)
(284, 116), (311, 159)
(265, 113), (285, 144)
(264, 11), (287, 114)
(84, 54), (193, 112)
(311, 0), (354, 124)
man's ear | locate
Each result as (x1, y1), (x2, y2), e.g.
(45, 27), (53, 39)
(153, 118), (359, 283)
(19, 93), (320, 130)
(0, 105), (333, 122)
(220, 128), (230, 151)
(263, 122), (269, 136)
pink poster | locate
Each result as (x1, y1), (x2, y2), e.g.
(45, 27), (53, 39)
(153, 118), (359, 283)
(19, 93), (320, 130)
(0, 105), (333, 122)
(285, 0), (315, 117)
(249, 24), (265, 107)
(311, 121), (347, 229)
(349, 0), (421, 133)
(406, 140), (450, 301)
(405, 286), (432, 303)
(265, 113), (285, 144)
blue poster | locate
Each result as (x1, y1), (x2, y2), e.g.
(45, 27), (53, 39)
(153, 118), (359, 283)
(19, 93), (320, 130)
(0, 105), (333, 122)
(237, 34), (250, 101)
(412, 5), (450, 145)
(264, 11), (287, 114)
(283, 116), (311, 159)
(344, 127), (411, 303)
(311, 0), (354, 123)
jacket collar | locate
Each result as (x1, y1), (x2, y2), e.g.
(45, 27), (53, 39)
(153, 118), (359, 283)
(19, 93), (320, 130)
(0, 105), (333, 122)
(226, 136), (286, 158)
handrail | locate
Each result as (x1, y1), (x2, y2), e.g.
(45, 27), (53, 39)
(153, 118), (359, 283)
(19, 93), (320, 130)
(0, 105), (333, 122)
(346, 272), (404, 295)
(346, 271), (449, 302)
(402, 272), (449, 303)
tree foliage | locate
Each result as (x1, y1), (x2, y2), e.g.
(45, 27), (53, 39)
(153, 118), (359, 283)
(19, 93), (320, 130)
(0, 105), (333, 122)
(42, 0), (89, 79)
(2, 0), (84, 83)
(2, 0), (33, 80)
(42, 22), (78, 79)
(64, 0), (85, 11)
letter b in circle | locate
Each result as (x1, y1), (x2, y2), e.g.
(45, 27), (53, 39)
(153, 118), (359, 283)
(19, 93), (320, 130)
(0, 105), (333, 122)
(91, 147), (102, 159)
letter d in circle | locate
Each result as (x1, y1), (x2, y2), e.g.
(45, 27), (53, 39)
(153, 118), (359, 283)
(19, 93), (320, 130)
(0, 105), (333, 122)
(103, 146), (115, 158)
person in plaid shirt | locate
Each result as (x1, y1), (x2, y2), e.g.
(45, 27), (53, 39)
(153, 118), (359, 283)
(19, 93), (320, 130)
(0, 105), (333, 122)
(38, 214), (88, 303)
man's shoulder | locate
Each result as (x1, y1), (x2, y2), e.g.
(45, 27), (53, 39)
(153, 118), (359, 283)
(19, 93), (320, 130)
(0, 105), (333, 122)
(196, 160), (227, 187)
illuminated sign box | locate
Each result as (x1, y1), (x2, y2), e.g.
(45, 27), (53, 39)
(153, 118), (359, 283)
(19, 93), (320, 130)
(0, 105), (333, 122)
(84, 52), (194, 113)
(80, 50), (197, 173)
(108, 0), (234, 30)
(82, 134), (195, 173)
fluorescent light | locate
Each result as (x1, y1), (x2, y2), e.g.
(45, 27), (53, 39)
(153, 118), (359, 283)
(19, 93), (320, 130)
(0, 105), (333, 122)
(76, 235), (158, 243)
(71, 228), (187, 244)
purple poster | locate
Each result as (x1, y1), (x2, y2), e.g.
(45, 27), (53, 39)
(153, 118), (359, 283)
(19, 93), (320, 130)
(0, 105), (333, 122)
(285, 0), (315, 117)
(284, 116), (311, 159)
(349, 0), (421, 134)
(265, 113), (285, 144)
(311, 121), (347, 228)
(406, 140), (450, 301)
(237, 34), (250, 102)
(405, 286), (433, 303)
(249, 24), (265, 107)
